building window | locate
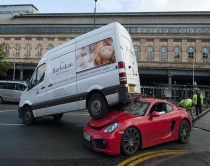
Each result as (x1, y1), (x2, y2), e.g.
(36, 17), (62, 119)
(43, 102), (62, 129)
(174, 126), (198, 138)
(147, 46), (153, 58)
(26, 44), (31, 54)
(48, 44), (54, 50)
(37, 44), (42, 55)
(5, 44), (9, 55)
(174, 47), (180, 58)
(134, 46), (139, 57)
(202, 47), (209, 59)
(188, 47), (194, 59)
(160, 47), (167, 58)
(14, 44), (20, 56)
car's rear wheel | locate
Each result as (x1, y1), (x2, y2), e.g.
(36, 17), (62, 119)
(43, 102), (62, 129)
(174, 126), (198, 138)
(121, 127), (140, 155)
(88, 93), (107, 120)
(22, 106), (35, 126)
(0, 96), (4, 104)
(178, 119), (190, 144)
(53, 113), (63, 120)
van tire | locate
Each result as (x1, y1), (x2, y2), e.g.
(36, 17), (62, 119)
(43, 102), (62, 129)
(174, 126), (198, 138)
(22, 106), (35, 126)
(88, 93), (107, 120)
(0, 96), (4, 104)
(53, 113), (63, 120)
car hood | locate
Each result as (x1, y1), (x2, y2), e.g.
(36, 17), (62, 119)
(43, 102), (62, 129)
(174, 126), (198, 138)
(88, 110), (134, 128)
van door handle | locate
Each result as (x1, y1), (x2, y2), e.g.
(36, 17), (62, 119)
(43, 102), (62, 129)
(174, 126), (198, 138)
(41, 86), (45, 89)
(48, 84), (53, 87)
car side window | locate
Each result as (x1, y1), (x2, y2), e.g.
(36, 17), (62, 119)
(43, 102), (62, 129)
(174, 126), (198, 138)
(166, 104), (173, 113)
(29, 63), (46, 89)
(149, 103), (167, 115)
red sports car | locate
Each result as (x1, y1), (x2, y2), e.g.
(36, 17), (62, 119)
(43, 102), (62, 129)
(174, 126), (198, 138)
(83, 97), (192, 155)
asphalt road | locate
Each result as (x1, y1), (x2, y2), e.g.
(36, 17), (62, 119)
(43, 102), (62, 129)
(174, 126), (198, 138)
(0, 103), (210, 166)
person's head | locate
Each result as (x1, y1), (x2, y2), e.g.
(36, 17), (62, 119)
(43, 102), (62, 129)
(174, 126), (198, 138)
(195, 89), (200, 94)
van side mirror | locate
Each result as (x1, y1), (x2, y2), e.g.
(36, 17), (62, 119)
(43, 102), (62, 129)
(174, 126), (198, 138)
(150, 111), (159, 118)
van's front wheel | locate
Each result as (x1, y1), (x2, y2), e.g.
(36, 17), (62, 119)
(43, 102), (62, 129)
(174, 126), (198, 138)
(88, 94), (107, 120)
(22, 106), (35, 125)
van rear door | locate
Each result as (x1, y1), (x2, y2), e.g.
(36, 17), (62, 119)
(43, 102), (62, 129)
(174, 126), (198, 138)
(120, 35), (141, 94)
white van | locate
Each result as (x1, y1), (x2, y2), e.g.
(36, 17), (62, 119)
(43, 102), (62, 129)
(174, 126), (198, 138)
(0, 80), (27, 103)
(18, 22), (141, 125)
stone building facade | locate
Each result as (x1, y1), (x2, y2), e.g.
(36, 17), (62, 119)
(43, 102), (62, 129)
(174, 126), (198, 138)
(0, 8), (210, 98)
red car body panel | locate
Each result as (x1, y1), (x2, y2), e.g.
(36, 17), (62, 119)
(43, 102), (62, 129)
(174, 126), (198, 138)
(84, 98), (192, 155)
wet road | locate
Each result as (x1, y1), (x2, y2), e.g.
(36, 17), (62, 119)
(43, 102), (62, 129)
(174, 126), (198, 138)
(0, 103), (210, 166)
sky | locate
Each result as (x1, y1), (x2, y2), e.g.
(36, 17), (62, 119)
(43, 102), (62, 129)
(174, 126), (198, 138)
(1, 0), (210, 13)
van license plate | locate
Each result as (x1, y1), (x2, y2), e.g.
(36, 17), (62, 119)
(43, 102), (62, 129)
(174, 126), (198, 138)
(83, 132), (90, 141)
(129, 86), (135, 92)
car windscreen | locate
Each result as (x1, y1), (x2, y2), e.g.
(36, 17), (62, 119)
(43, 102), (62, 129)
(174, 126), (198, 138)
(120, 101), (149, 116)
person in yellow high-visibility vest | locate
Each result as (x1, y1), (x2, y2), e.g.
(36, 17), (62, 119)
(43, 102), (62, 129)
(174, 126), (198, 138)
(193, 89), (204, 116)
(179, 98), (194, 119)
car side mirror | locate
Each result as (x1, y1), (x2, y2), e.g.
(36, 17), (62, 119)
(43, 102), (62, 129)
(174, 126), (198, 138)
(150, 111), (160, 118)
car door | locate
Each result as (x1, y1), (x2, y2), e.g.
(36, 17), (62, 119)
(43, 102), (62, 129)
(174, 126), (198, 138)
(5, 83), (17, 102)
(27, 63), (47, 117)
(144, 102), (172, 146)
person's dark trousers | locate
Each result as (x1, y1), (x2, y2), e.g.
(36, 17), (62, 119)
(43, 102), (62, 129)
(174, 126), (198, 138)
(195, 105), (202, 116)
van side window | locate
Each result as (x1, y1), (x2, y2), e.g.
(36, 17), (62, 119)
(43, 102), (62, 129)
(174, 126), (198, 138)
(30, 64), (46, 89)
(17, 83), (26, 91)
(7, 83), (16, 90)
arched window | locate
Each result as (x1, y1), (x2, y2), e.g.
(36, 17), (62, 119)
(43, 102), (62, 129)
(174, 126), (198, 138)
(37, 44), (42, 55)
(134, 46), (139, 58)
(26, 44), (31, 54)
(202, 47), (209, 59)
(188, 47), (194, 58)
(14, 44), (20, 56)
(147, 46), (153, 58)
(48, 44), (54, 50)
(174, 47), (180, 58)
(5, 44), (9, 55)
(160, 47), (167, 58)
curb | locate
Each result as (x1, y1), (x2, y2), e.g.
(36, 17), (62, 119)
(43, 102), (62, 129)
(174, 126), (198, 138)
(193, 107), (210, 122)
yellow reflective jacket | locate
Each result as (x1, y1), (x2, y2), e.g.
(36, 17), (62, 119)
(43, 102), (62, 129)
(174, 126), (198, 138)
(193, 93), (204, 105)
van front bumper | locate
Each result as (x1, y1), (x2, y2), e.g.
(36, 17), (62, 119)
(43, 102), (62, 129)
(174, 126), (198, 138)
(18, 107), (23, 119)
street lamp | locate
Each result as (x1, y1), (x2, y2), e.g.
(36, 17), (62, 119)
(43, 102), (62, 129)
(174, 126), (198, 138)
(94, 0), (97, 29)
(12, 47), (18, 80)
(192, 58), (196, 86)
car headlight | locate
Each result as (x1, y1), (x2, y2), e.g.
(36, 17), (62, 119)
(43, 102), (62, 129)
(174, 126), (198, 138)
(104, 122), (119, 133)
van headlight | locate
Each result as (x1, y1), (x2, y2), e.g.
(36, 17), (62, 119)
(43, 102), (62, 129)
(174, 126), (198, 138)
(104, 122), (119, 133)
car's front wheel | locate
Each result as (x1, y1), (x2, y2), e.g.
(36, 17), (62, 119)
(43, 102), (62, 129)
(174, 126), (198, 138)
(53, 113), (63, 120)
(121, 127), (140, 155)
(88, 93), (107, 120)
(22, 106), (35, 126)
(178, 119), (190, 144)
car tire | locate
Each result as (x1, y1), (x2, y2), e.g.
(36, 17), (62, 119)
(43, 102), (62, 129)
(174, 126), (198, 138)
(53, 113), (63, 120)
(88, 93), (107, 120)
(178, 119), (190, 144)
(121, 127), (140, 155)
(22, 106), (35, 126)
(0, 96), (4, 104)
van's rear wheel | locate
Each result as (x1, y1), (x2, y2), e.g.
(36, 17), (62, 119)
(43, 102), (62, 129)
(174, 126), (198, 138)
(22, 106), (35, 126)
(53, 113), (63, 120)
(0, 96), (4, 104)
(88, 93), (107, 119)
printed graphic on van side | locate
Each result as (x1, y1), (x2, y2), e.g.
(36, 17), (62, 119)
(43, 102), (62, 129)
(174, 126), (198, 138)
(76, 37), (116, 72)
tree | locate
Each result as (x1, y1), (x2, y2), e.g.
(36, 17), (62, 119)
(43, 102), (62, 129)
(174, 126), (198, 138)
(0, 43), (13, 76)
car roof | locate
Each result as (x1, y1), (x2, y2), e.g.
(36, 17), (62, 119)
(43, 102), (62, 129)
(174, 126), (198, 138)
(0, 80), (27, 85)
